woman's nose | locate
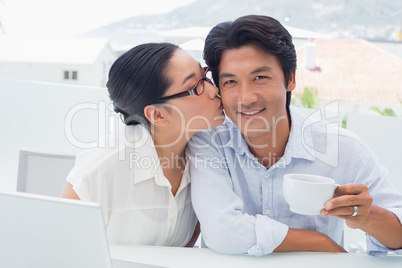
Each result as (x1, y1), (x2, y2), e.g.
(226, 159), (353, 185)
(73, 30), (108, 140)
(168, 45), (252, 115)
(205, 82), (220, 99)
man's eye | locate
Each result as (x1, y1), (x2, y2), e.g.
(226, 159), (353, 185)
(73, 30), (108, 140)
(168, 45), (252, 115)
(223, 80), (236, 85)
(255, 75), (269, 80)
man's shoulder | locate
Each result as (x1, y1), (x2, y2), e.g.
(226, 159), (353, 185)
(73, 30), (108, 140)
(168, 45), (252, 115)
(290, 107), (360, 140)
(289, 107), (369, 155)
(306, 118), (363, 146)
(192, 116), (236, 141)
(187, 116), (242, 158)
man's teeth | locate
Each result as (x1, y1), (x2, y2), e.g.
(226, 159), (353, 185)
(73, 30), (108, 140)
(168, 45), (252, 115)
(241, 109), (263, 115)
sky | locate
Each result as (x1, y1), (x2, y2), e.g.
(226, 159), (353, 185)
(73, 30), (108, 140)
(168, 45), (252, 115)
(0, 0), (196, 38)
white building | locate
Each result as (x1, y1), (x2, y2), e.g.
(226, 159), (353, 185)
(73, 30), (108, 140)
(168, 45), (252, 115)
(0, 38), (117, 87)
(160, 26), (331, 66)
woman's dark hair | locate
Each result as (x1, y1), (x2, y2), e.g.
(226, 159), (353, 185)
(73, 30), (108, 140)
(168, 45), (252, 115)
(107, 42), (179, 125)
(203, 15), (296, 108)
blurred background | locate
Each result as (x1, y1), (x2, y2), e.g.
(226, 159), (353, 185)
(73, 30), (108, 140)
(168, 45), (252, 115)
(1, 0), (402, 254)
(0, 0), (401, 191)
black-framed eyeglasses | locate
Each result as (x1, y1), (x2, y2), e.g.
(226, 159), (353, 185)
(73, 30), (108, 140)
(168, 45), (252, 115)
(152, 67), (214, 104)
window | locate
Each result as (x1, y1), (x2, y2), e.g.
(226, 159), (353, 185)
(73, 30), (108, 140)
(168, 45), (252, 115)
(63, 70), (78, 80)
(63, 71), (69, 80)
(72, 71), (78, 80)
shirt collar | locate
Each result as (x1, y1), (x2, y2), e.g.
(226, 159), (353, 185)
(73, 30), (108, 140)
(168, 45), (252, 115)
(118, 124), (165, 185)
(284, 106), (316, 162)
(120, 124), (191, 190)
(222, 116), (251, 157)
(223, 106), (317, 162)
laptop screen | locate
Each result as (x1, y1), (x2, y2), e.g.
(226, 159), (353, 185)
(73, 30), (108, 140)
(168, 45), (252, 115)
(0, 190), (112, 268)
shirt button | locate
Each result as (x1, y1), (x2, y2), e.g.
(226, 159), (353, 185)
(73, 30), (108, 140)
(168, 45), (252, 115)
(265, 210), (271, 215)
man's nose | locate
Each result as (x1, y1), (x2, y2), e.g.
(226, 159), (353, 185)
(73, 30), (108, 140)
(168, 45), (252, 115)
(238, 83), (257, 105)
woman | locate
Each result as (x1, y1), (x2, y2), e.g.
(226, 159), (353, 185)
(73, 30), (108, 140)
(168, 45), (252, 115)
(60, 43), (224, 247)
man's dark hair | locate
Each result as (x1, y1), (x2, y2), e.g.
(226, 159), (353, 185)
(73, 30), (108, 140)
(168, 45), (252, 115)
(203, 15), (297, 107)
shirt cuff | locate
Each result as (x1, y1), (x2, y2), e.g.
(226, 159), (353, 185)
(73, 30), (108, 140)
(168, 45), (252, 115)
(247, 215), (289, 256)
(388, 208), (402, 225)
(364, 208), (402, 258)
(366, 235), (402, 258)
(66, 173), (92, 202)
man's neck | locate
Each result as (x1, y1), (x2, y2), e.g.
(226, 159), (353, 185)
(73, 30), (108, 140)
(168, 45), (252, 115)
(246, 112), (291, 169)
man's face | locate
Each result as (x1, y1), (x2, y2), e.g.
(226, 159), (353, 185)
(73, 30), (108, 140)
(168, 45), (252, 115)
(218, 44), (295, 141)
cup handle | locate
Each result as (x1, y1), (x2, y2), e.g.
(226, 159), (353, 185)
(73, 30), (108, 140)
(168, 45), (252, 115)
(334, 183), (341, 189)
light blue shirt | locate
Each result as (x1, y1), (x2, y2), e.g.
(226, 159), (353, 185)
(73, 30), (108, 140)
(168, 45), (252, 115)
(187, 106), (402, 258)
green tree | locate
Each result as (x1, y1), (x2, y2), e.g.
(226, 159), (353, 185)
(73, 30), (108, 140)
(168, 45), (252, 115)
(293, 87), (318, 108)
(370, 106), (397, 117)
(342, 115), (347, 129)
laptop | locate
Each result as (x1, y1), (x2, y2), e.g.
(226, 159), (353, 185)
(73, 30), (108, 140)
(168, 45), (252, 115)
(0, 190), (165, 268)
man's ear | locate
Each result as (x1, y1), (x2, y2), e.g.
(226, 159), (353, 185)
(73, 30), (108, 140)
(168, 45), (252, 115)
(286, 71), (296, 92)
(144, 105), (169, 126)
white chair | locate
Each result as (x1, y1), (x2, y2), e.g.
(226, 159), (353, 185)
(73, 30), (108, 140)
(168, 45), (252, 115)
(344, 113), (402, 253)
(17, 149), (76, 197)
(346, 113), (402, 191)
(0, 78), (111, 191)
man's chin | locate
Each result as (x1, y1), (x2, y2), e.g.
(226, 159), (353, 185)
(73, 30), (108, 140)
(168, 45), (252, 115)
(240, 127), (271, 138)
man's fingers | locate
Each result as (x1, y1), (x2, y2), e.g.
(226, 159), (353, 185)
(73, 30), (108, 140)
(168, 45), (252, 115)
(325, 195), (360, 210)
(334, 183), (367, 196)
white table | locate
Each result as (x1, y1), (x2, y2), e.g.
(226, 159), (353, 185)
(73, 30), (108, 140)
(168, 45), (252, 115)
(110, 245), (402, 268)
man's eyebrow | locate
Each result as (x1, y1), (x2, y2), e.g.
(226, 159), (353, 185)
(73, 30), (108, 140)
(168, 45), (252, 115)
(219, 72), (236, 79)
(250, 66), (273, 74)
(182, 64), (203, 85)
(219, 66), (274, 79)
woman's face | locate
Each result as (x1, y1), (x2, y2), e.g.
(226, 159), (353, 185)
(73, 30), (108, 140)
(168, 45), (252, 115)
(161, 49), (224, 137)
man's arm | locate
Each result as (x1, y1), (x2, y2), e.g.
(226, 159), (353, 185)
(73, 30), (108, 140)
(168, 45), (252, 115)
(192, 161), (347, 254)
(275, 229), (346, 253)
(188, 132), (346, 255)
(322, 184), (402, 250)
(361, 205), (402, 249)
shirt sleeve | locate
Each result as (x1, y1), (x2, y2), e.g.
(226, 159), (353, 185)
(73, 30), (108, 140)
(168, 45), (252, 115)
(66, 146), (116, 225)
(66, 149), (96, 202)
(187, 131), (289, 256)
(350, 139), (402, 257)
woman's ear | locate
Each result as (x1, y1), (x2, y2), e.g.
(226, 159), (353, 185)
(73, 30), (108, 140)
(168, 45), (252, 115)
(286, 71), (296, 92)
(144, 105), (169, 126)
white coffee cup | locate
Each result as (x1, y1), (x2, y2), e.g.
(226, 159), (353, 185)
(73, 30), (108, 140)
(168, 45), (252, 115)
(283, 173), (339, 215)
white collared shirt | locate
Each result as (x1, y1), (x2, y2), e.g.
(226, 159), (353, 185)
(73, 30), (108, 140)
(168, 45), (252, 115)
(67, 124), (197, 246)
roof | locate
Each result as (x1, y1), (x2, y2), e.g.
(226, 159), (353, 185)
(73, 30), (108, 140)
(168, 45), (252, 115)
(0, 38), (112, 64)
(286, 26), (331, 39)
(160, 27), (212, 39)
(180, 38), (204, 50)
(295, 39), (402, 103)
(161, 26), (330, 40)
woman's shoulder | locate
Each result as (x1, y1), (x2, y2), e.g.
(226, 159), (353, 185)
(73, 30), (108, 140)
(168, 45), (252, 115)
(69, 124), (155, 180)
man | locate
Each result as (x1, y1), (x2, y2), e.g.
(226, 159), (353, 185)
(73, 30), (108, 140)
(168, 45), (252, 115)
(187, 15), (402, 257)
